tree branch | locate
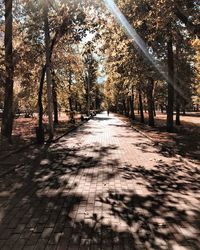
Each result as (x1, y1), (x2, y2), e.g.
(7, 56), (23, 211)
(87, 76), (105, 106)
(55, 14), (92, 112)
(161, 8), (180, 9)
(174, 6), (200, 37)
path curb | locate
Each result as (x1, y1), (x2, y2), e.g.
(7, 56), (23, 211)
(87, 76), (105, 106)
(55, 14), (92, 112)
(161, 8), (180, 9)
(0, 121), (87, 178)
(52, 121), (85, 143)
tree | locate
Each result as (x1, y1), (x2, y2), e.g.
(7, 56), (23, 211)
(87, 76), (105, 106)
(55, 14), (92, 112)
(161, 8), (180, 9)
(1, 0), (14, 141)
(166, 29), (175, 132)
(43, 0), (54, 140)
(146, 77), (155, 126)
(82, 42), (98, 115)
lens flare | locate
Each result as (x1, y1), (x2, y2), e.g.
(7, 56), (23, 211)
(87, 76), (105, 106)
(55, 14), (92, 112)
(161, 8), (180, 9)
(103, 0), (188, 101)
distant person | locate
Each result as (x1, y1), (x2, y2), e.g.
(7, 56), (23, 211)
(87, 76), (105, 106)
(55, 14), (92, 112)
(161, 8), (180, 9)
(107, 109), (110, 116)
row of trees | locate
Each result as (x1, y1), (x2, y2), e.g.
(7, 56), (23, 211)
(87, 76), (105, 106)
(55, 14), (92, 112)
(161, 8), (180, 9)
(103, 0), (199, 131)
(0, 0), (103, 142)
(0, 0), (199, 143)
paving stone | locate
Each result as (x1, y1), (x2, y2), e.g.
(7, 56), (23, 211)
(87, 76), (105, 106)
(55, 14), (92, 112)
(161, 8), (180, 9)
(0, 112), (199, 250)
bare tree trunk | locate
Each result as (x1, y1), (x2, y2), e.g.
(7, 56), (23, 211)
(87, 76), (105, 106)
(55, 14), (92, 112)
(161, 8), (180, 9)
(68, 71), (73, 112)
(144, 98), (147, 113)
(167, 29), (174, 132)
(147, 78), (154, 126)
(51, 70), (58, 125)
(86, 75), (90, 116)
(126, 97), (130, 117)
(1, 0), (14, 141)
(43, 0), (54, 140)
(160, 105), (164, 113)
(138, 85), (144, 123)
(75, 99), (78, 111)
(130, 85), (135, 120)
(175, 46), (181, 126)
(176, 100), (181, 125)
(36, 65), (46, 144)
(123, 99), (127, 115)
(153, 103), (156, 117)
(182, 109), (186, 115)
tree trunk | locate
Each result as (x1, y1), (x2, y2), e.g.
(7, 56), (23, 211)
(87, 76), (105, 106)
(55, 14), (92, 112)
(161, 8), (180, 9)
(130, 85), (135, 120)
(1, 0), (14, 141)
(68, 71), (73, 112)
(176, 101), (181, 125)
(182, 100), (186, 115)
(138, 86), (144, 123)
(175, 46), (181, 126)
(167, 30), (174, 132)
(86, 75), (90, 115)
(75, 100), (78, 111)
(153, 102), (156, 117)
(160, 104), (164, 113)
(36, 66), (46, 144)
(144, 99), (147, 113)
(43, 0), (54, 140)
(147, 78), (154, 126)
(126, 97), (130, 117)
(51, 70), (58, 125)
(69, 98), (73, 112)
(123, 99), (127, 115)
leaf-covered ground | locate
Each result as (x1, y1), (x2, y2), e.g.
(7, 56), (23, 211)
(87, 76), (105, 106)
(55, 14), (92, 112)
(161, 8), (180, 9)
(0, 113), (81, 159)
(130, 112), (200, 164)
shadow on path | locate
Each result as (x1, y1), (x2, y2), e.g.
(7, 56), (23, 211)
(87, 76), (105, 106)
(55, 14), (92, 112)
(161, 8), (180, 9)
(0, 113), (200, 249)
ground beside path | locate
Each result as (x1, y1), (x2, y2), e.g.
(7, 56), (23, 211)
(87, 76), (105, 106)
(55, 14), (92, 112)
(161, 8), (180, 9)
(126, 112), (200, 164)
(0, 112), (199, 250)
(0, 113), (81, 161)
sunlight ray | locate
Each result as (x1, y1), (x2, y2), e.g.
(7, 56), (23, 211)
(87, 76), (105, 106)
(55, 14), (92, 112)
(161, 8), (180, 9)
(103, 0), (188, 100)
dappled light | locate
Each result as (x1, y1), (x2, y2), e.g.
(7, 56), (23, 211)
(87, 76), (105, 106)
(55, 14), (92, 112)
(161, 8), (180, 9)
(0, 0), (199, 249)
(0, 112), (200, 249)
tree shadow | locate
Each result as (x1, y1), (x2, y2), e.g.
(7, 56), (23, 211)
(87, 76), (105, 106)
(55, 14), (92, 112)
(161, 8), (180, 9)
(132, 115), (200, 163)
(0, 142), (134, 249)
(98, 162), (200, 249)
(0, 116), (200, 249)
(94, 116), (112, 121)
(109, 124), (131, 128)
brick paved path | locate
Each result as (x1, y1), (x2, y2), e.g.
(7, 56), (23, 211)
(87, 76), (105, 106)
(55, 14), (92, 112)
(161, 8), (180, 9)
(0, 112), (200, 250)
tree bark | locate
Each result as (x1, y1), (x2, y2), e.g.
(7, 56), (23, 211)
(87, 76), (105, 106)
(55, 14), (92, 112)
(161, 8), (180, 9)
(122, 99), (127, 115)
(38, 66), (46, 130)
(43, 0), (54, 140)
(147, 78), (154, 126)
(182, 101), (186, 115)
(167, 30), (174, 132)
(175, 47), (181, 126)
(138, 85), (144, 123)
(51, 70), (58, 125)
(126, 97), (130, 117)
(75, 99), (78, 111)
(176, 100), (181, 125)
(153, 103), (156, 117)
(68, 70), (73, 112)
(86, 74), (90, 115)
(36, 66), (46, 144)
(130, 85), (135, 120)
(160, 104), (164, 113)
(1, 0), (14, 141)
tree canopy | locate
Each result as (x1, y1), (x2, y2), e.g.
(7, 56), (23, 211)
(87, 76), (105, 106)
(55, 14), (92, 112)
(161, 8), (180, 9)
(0, 0), (199, 141)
